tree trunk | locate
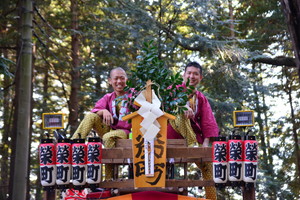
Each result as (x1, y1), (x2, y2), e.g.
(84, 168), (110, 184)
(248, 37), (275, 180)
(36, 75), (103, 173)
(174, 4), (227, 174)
(252, 64), (276, 198)
(11, 0), (33, 199)
(34, 64), (50, 200)
(252, 64), (268, 162)
(69, 0), (81, 134)
(286, 78), (300, 178)
(261, 85), (273, 167)
(281, 0), (300, 81)
(228, 0), (235, 39)
(8, 0), (22, 198)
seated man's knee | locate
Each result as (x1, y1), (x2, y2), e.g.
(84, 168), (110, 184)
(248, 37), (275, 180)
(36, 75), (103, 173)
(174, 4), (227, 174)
(84, 112), (101, 122)
(85, 112), (99, 118)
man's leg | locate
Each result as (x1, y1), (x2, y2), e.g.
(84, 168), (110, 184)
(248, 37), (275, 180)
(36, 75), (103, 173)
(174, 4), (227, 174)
(102, 130), (127, 148)
(102, 130), (128, 180)
(72, 112), (114, 180)
(169, 114), (197, 146)
(72, 112), (110, 139)
(196, 161), (217, 200)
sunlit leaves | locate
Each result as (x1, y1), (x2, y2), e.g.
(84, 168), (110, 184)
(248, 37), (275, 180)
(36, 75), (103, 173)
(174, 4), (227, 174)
(125, 41), (193, 115)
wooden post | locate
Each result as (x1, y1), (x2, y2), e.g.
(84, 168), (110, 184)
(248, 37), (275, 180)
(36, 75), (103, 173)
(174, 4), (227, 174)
(144, 80), (154, 177)
(43, 190), (56, 200)
(145, 80), (152, 103)
(242, 185), (256, 200)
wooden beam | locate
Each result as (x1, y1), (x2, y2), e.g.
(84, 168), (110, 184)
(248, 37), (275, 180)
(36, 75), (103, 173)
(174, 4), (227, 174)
(115, 187), (187, 195)
(116, 139), (187, 148)
(101, 157), (211, 164)
(98, 179), (215, 188)
(101, 147), (212, 160)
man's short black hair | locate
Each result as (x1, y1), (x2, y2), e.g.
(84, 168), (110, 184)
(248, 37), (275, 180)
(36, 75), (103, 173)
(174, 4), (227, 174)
(184, 62), (203, 75)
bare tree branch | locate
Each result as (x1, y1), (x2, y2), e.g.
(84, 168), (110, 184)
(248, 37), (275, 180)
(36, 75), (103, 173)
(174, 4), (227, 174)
(251, 56), (296, 67)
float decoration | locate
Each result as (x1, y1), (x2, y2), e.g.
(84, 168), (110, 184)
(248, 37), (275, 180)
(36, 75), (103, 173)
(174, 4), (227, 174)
(87, 136), (102, 191)
(56, 138), (72, 189)
(39, 135), (56, 191)
(72, 136), (87, 190)
(228, 135), (243, 187)
(243, 135), (258, 188)
(212, 136), (228, 188)
(123, 80), (175, 188)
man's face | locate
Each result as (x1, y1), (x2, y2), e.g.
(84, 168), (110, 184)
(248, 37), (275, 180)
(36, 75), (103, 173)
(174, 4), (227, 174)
(183, 66), (203, 86)
(109, 69), (127, 94)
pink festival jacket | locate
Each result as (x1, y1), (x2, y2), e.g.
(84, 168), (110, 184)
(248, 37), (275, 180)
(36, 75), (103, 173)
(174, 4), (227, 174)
(167, 90), (219, 144)
(91, 91), (132, 134)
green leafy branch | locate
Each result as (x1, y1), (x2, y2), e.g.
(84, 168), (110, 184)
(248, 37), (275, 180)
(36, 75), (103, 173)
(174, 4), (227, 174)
(125, 41), (194, 115)
(0, 56), (15, 78)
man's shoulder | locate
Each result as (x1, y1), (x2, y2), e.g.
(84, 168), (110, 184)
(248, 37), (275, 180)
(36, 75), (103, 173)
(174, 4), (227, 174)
(195, 90), (206, 98)
(104, 92), (115, 97)
(195, 90), (210, 104)
(100, 92), (115, 100)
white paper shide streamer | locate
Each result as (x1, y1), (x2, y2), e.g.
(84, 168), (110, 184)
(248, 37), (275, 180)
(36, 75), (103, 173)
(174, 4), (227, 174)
(135, 90), (164, 177)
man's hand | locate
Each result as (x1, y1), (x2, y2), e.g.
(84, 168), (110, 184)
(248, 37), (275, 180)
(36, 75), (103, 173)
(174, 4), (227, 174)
(202, 138), (210, 147)
(97, 109), (113, 126)
(184, 105), (194, 119)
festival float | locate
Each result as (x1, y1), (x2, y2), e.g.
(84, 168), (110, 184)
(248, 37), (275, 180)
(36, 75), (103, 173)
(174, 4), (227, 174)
(39, 44), (258, 200)
(39, 96), (258, 200)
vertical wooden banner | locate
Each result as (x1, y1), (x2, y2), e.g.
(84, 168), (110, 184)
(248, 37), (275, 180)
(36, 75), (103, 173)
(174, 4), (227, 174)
(123, 112), (174, 188)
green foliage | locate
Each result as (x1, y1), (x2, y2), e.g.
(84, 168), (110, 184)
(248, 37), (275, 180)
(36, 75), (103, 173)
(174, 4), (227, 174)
(1, 0), (299, 199)
(125, 41), (193, 115)
(0, 56), (14, 78)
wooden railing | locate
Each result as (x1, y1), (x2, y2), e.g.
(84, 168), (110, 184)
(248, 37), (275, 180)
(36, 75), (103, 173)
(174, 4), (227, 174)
(99, 139), (214, 191)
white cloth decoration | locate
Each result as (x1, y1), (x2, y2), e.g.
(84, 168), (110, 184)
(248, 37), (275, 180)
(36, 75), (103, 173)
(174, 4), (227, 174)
(135, 89), (164, 177)
(135, 90), (164, 140)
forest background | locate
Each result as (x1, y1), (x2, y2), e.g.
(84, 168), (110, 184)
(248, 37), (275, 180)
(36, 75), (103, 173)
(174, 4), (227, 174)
(0, 0), (299, 199)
